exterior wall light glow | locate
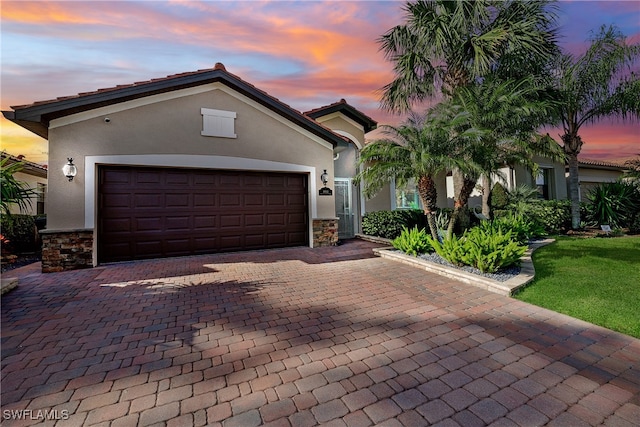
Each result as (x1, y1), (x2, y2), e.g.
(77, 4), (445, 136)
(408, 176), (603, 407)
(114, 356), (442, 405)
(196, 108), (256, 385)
(63, 158), (77, 181)
(320, 169), (329, 187)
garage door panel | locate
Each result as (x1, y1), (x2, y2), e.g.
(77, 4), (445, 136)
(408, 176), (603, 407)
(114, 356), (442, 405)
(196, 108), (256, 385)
(166, 216), (191, 230)
(266, 213), (285, 225)
(245, 214), (264, 227)
(136, 217), (162, 231)
(194, 194), (216, 207)
(166, 194), (190, 207)
(267, 194), (285, 206)
(99, 166), (308, 262)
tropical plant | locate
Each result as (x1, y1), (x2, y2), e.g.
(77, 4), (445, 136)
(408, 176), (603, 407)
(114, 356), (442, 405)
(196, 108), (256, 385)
(379, 0), (559, 111)
(442, 76), (564, 226)
(550, 25), (640, 229)
(586, 180), (640, 229)
(1, 155), (37, 216)
(392, 226), (433, 256)
(624, 155), (640, 180)
(428, 226), (527, 273)
(354, 111), (477, 241)
(378, 0), (560, 233)
(507, 184), (542, 206)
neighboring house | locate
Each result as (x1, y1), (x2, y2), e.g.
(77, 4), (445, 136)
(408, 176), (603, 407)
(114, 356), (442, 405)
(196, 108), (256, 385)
(2, 63), (375, 271)
(0, 152), (48, 216)
(569, 158), (626, 201)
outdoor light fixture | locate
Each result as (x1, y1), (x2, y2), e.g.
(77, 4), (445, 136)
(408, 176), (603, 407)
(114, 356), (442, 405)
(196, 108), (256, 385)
(320, 169), (329, 187)
(63, 158), (77, 182)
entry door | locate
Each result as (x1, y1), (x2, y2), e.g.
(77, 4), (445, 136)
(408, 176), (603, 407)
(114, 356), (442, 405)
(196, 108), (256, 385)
(335, 178), (354, 239)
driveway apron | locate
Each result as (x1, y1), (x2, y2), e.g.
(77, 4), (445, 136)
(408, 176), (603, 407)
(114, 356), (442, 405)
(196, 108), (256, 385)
(1, 239), (639, 426)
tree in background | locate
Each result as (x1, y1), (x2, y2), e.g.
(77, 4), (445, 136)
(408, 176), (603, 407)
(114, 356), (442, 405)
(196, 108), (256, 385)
(551, 25), (640, 229)
(1, 155), (36, 217)
(378, 0), (559, 231)
(355, 110), (481, 241)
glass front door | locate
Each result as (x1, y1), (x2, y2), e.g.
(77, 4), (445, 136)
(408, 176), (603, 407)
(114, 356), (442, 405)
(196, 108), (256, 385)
(335, 178), (354, 239)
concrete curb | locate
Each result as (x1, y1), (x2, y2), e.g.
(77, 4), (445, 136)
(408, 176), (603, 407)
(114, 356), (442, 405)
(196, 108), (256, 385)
(1, 277), (18, 296)
(371, 238), (555, 296)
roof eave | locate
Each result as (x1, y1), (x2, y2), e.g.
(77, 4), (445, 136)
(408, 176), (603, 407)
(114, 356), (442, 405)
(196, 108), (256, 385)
(6, 69), (343, 147)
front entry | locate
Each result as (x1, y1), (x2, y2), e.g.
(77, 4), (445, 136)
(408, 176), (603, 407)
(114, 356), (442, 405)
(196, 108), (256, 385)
(335, 178), (354, 239)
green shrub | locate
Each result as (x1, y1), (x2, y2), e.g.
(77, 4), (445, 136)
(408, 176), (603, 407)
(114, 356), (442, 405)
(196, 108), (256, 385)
(392, 226), (433, 256)
(586, 181), (640, 229)
(362, 209), (427, 239)
(480, 214), (546, 244)
(428, 226), (527, 273)
(490, 183), (509, 210)
(428, 233), (468, 266)
(0, 214), (39, 253)
(518, 200), (572, 234)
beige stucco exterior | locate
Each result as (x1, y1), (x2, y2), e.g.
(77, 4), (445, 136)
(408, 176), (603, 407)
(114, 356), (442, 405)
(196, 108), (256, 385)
(46, 83), (336, 243)
(8, 170), (47, 216)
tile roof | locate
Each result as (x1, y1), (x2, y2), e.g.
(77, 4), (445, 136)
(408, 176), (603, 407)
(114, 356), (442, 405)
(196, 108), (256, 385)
(577, 158), (626, 169)
(3, 63), (350, 147)
(305, 98), (377, 133)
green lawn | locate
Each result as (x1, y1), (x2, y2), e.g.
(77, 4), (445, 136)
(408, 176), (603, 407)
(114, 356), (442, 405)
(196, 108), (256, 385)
(514, 236), (640, 339)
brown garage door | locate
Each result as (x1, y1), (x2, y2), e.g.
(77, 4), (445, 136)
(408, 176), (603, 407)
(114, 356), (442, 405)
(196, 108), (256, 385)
(98, 166), (308, 263)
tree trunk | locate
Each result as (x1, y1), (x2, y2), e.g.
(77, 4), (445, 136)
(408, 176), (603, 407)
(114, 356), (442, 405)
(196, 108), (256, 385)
(447, 176), (477, 237)
(417, 175), (440, 241)
(562, 133), (583, 230)
(481, 174), (491, 219)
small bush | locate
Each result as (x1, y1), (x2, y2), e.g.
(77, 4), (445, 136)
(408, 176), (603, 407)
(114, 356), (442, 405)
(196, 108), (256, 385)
(490, 183), (509, 210)
(428, 226), (527, 273)
(0, 214), (39, 253)
(586, 181), (640, 229)
(362, 209), (427, 239)
(517, 200), (572, 235)
(392, 226), (433, 256)
(480, 214), (546, 244)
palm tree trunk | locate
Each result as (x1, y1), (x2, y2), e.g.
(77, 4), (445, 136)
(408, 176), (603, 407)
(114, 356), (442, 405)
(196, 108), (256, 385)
(417, 175), (440, 241)
(563, 133), (583, 230)
(481, 174), (491, 219)
(566, 152), (581, 229)
(447, 176), (476, 237)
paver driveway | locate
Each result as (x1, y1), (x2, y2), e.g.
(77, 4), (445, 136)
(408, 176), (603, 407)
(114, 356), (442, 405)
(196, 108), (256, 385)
(1, 239), (639, 426)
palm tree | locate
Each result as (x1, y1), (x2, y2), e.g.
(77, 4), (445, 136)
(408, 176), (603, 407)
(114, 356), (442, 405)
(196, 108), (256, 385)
(379, 0), (559, 111)
(446, 76), (564, 222)
(624, 155), (640, 180)
(354, 111), (480, 241)
(379, 0), (559, 230)
(552, 25), (640, 229)
(1, 155), (36, 216)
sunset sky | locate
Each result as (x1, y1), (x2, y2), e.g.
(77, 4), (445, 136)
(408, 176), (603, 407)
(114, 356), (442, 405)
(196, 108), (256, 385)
(1, 0), (639, 165)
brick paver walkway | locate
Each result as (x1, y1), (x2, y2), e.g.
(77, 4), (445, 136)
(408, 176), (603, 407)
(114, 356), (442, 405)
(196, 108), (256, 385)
(1, 239), (639, 426)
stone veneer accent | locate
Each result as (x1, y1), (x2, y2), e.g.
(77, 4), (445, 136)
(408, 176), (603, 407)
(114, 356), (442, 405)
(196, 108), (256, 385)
(40, 229), (94, 273)
(312, 218), (339, 247)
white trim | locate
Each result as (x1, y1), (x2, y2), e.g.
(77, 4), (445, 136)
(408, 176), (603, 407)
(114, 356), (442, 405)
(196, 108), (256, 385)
(85, 154), (317, 247)
(50, 82), (335, 151)
(314, 112), (365, 140)
(332, 130), (362, 150)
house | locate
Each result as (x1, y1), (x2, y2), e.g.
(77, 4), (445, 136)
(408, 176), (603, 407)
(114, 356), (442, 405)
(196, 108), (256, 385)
(569, 158), (627, 201)
(0, 152), (48, 216)
(2, 63), (376, 272)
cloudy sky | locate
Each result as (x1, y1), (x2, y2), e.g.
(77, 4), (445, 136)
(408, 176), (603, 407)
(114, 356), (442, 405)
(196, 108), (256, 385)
(1, 0), (639, 165)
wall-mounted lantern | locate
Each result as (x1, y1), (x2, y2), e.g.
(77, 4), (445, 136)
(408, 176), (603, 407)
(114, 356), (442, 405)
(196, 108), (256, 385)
(319, 169), (332, 196)
(63, 158), (77, 182)
(320, 169), (329, 187)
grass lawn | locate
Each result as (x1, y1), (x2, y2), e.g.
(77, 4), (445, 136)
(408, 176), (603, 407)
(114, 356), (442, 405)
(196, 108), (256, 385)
(514, 236), (640, 339)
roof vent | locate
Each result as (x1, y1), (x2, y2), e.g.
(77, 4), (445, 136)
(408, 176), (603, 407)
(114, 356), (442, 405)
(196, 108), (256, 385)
(214, 62), (226, 71)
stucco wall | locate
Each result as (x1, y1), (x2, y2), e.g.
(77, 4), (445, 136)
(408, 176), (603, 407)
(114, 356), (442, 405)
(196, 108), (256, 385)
(9, 171), (47, 216)
(46, 83), (336, 232)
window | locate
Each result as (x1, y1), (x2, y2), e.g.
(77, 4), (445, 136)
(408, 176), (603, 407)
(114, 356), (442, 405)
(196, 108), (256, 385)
(395, 180), (421, 209)
(201, 108), (236, 138)
(37, 183), (46, 215)
(536, 168), (552, 200)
